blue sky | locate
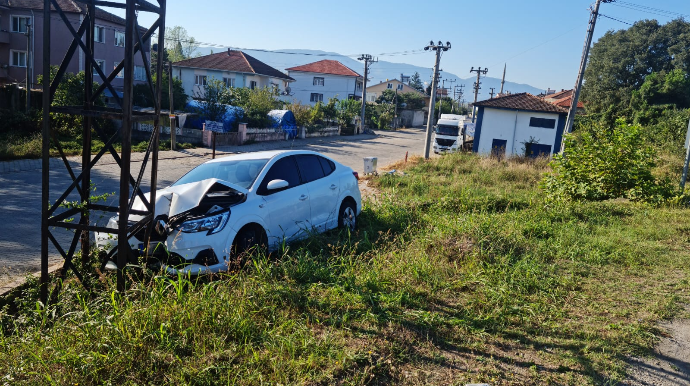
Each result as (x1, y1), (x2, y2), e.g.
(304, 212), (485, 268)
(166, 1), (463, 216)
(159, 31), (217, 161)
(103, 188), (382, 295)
(123, 0), (689, 90)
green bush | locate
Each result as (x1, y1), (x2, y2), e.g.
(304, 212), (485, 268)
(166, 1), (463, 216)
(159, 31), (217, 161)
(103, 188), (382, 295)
(541, 119), (676, 203)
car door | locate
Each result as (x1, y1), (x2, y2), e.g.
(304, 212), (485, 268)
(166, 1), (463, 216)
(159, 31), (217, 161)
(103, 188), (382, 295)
(295, 154), (340, 232)
(256, 155), (311, 247)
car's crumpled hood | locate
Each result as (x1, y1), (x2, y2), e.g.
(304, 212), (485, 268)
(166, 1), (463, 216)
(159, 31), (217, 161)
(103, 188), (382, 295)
(132, 178), (248, 217)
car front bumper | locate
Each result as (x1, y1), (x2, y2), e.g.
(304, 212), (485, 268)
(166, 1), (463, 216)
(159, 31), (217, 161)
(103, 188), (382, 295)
(95, 223), (237, 276)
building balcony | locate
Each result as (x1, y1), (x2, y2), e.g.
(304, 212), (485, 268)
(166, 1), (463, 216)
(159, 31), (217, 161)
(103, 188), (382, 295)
(0, 31), (9, 44)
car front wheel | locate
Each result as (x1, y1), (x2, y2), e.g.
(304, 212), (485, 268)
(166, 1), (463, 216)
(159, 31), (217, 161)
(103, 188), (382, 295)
(338, 200), (357, 231)
(230, 225), (267, 268)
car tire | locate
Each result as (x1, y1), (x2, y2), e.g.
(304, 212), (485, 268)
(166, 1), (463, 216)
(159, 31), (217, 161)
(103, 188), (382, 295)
(338, 200), (357, 231)
(230, 225), (267, 268)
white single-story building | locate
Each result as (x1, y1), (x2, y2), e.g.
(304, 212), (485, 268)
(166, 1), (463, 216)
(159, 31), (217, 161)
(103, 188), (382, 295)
(471, 93), (568, 157)
(172, 49), (294, 99)
(284, 60), (362, 105)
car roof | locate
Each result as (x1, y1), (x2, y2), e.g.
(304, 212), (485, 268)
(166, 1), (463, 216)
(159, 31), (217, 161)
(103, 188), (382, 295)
(204, 149), (330, 164)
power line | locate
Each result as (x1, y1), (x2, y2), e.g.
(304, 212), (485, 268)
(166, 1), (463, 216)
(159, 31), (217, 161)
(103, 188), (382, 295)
(600, 13), (633, 25)
(616, 1), (689, 17)
(610, 2), (686, 19)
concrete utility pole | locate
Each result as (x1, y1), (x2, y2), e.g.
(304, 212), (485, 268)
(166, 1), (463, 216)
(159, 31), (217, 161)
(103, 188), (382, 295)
(470, 66), (488, 122)
(448, 79), (457, 112)
(168, 62), (176, 150)
(358, 54), (377, 134)
(563, 0), (615, 144)
(500, 63), (506, 94)
(489, 87), (496, 99)
(423, 40), (451, 159)
(25, 19), (31, 111)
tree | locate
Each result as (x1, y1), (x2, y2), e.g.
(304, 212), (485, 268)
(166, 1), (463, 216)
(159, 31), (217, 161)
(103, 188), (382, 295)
(409, 71), (425, 93)
(196, 78), (227, 122)
(581, 19), (690, 115)
(133, 72), (188, 111)
(165, 26), (200, 62)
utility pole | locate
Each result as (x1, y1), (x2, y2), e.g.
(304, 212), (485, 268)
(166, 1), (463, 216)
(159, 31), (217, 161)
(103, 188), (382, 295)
(448, 79), (456, 112)
(499, 63), (506, 94)
(489, 87), (496, 99)
(470, 66), (488, 122)
(563, 0), (614, 147)
(358, 54), (377, 134)
(168, 62), (176, 150)
(394, 87), (398, 129)
(25, 19), (31, 111)
(423, 40), (451, 159)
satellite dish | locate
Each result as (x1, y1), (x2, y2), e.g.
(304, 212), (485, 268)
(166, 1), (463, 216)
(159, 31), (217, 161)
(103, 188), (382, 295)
(283, 86), (293, 96)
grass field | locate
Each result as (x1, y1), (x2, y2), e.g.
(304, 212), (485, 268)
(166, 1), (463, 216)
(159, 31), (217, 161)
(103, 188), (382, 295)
(1, 152), (689, 385)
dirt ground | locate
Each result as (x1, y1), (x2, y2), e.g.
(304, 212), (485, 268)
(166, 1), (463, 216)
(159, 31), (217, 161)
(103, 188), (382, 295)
(624, 316), (690, 385)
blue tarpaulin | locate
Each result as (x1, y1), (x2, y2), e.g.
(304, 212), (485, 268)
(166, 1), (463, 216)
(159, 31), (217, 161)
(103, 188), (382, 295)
(268, 110), (298, 139)
(185, 100), (244, 133)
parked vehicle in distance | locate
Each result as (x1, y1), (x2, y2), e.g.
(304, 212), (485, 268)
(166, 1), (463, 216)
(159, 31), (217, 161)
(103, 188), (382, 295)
(95, 150), (362, 275)
(433, 114), (475, 153)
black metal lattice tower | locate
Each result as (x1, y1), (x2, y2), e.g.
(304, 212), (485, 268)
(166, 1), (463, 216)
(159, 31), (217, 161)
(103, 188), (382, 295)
(40, 0), (167, 303)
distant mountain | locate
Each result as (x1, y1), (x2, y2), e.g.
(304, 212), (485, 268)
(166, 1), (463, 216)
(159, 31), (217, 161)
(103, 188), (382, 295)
(194, 47), (545, 100)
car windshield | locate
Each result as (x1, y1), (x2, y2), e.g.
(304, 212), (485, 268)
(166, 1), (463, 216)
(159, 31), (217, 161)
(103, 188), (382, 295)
(171, 159), (269, 189)
(435, 125), (459, 136)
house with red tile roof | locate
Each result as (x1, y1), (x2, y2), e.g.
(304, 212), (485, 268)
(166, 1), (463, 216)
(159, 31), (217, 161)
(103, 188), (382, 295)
(542, 89), (585, 111)
(471, 93), (568, 158)
(284, 59), (363, 105)
(172, 49), (294, 99)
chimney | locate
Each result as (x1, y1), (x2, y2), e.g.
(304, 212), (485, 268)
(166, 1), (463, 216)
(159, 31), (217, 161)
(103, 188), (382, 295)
(228, 48), (231, 55)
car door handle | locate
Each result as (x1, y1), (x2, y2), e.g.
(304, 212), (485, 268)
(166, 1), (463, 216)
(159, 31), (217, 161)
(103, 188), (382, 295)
(330, 184), (337, 190)
(259, 203), (265, 208)
(299, 194), (308, 201)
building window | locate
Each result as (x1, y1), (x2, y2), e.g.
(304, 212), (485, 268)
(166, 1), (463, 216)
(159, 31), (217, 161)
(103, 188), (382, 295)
(114, 31), (125, 47)
(310, 93), (323, 103)
(10, 50), (27, 67)
(94, 26), (105, 43)
(250, 80), (257, 90)
(11, 16), (31, 33)
(93, 59), (106, 76)
(134, 65), (146, 81)
(397, 84), (403, 90)
(529, 117), (556, 129)
(355, 82), (362, 91)
(387, 83), (393, 89)
(114, 64), (123, 78)
(313, 77), (324, 86)
(195, 75), (207, 86)
(223, 77), (235, 88)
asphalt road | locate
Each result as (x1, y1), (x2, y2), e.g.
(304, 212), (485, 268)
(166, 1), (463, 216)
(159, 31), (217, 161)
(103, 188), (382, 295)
(0, 127), (428, 292)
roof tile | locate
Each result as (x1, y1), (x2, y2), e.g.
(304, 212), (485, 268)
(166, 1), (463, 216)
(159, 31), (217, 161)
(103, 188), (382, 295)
(473, 93), (567, 113)
(173, 50), (294, 81)
(286, 60), (361, 77)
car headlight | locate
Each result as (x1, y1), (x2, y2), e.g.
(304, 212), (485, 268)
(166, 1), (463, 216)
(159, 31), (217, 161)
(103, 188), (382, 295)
(178, 210), (230, 235)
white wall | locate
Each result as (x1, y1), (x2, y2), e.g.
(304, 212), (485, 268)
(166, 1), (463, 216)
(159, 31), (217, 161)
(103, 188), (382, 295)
(176, 67), (289, 100)
(477, 108), (562, 156)
(286, 71), (361, 105)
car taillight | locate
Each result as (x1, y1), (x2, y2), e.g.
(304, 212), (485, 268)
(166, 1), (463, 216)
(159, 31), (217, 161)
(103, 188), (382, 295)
(353, 171), (359, 180)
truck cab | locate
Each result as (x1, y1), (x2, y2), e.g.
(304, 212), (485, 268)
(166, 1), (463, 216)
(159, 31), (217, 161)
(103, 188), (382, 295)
(433, 114), (474, 154)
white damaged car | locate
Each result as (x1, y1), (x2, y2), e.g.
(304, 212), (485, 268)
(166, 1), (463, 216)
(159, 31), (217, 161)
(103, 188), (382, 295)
(95, 150), (361, 275)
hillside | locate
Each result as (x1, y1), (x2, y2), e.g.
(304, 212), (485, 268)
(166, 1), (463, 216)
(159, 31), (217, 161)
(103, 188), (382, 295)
(194, 47), (545, 100)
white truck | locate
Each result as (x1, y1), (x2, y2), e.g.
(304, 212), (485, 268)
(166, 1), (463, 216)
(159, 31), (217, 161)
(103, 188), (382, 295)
(432, 114), (475, 153)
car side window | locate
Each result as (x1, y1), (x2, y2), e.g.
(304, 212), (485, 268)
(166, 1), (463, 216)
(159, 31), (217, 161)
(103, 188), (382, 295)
(257, 156), (301, 195)
(317, 156), (335, 176)
(295, 154), (326, 183)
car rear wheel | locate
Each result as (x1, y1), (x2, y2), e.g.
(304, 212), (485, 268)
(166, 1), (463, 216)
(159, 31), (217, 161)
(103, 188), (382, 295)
(230, 225), (267, 269)
(338, 200), (357, 231)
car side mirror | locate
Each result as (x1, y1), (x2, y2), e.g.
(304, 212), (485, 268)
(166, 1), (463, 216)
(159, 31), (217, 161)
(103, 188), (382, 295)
(267, 179), (289, 191)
